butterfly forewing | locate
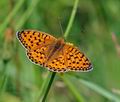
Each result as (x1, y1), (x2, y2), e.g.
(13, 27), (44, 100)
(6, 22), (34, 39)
(17, 30), (56, 51)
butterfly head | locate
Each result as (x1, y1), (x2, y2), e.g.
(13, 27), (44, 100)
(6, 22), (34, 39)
(57, 38), (65, 44)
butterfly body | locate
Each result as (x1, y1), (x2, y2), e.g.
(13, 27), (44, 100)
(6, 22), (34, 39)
(46, 38), (65, 63)
(17, 30), (93, 73)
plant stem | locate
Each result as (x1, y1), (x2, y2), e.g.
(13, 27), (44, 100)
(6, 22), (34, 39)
(0, 0), (24, 34)
(0, 61), (8, 95)
(64, 0), (79, 39)
(41, 72), (56, 102)
(15, 0), (39, 30)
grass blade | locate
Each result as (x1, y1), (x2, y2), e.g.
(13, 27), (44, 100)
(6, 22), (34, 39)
(61, 74), (85, 102)
(69, 74), (120, 102)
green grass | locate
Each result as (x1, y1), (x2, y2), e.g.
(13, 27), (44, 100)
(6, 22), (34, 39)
(0, 0), (120, 102)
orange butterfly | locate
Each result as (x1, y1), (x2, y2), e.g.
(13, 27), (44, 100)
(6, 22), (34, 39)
(16, 30), (93, 73)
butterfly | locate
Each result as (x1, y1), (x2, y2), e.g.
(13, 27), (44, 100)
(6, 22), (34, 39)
(16, 30), (93, 73)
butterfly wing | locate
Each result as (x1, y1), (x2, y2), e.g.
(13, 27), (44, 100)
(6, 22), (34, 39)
(16, 30), (56, 51)
(64, 43), (93, 72)
(17, 30), (57, 67)
(44, 43), (92, 73)
(44, 49), (69, 72)
(27, 46), (49, 66)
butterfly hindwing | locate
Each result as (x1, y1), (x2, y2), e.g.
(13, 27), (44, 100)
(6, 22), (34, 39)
(27, 46), (48, 66)
(45, 50), (68, 72)
(64, 44), (92, 72)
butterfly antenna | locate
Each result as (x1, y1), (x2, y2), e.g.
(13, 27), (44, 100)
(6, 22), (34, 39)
(58, 17), (64, 38)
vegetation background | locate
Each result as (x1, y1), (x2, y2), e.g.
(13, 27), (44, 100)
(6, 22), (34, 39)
(0, 0), (120, 102)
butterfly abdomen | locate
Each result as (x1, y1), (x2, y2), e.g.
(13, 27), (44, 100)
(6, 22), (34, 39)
(47, 38), (65, 61)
